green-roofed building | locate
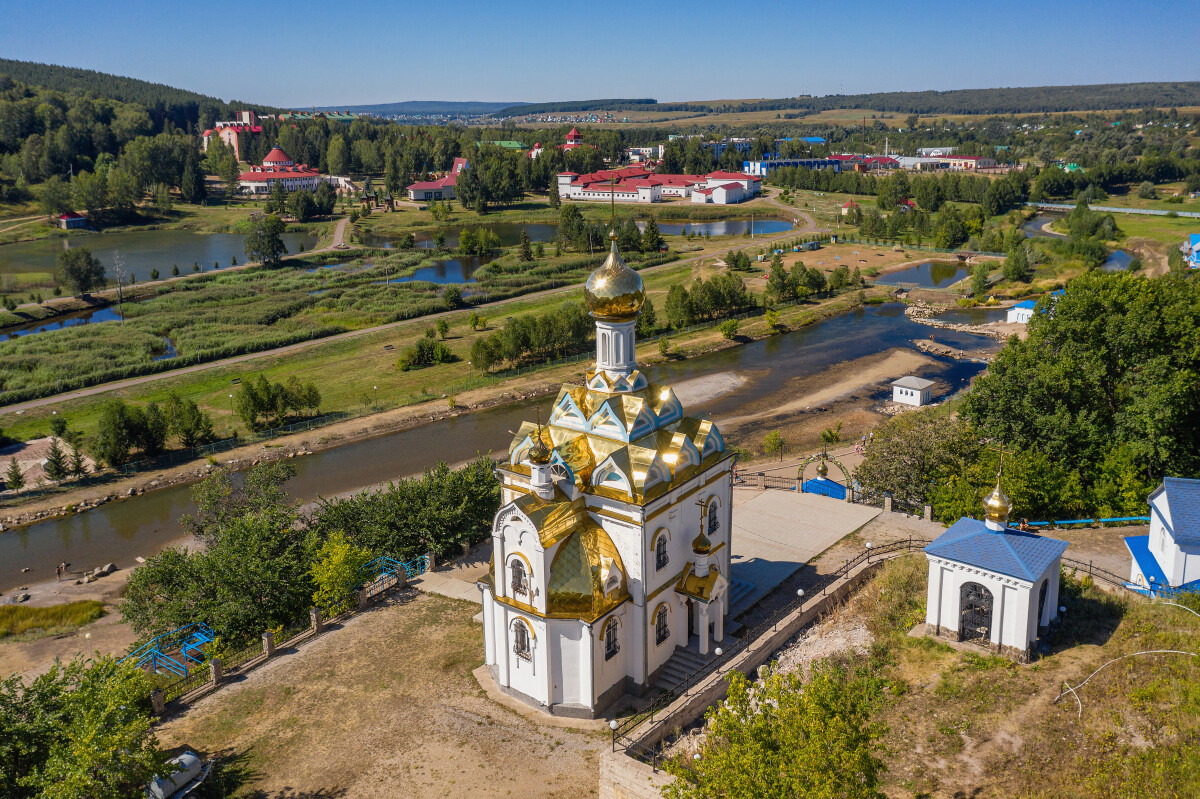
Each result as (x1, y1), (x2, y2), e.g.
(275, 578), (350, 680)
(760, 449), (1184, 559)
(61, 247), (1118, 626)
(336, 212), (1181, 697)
(478, 140), (528, 150)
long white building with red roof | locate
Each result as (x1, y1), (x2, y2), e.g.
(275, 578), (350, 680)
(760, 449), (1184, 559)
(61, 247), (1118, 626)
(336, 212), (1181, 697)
(238, 147), (328, 195)
(556, 167), (760, 205)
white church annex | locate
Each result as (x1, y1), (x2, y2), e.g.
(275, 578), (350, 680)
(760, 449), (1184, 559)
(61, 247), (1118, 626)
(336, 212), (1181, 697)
(478, 228), (734, 718)
(923, 473), (1069, 661)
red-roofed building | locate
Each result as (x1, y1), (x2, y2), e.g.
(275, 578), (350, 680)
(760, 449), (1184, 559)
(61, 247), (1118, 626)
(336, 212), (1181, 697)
(841, 200), (859, 216)
(202, 111), (262, 160)
(407, 157), (469, 201)
(238, 148), (328, 195)
(530, 128), (597, 159)
(556, 167), (759, 205)
(57, 211), (88, 230)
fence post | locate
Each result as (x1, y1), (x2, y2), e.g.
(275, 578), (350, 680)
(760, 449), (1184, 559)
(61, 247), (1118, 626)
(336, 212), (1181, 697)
(209, 657), (223, 686)
(924, 504), (932, 523)
(150, 689), (165, 716)
(357, 586), (370, 610)
(310, 607), (324, 635)
(757, 474), (765, 490)
(884, 496), (892, 514)
(262, 630), (276, 658)
(426, 551), (436, 571)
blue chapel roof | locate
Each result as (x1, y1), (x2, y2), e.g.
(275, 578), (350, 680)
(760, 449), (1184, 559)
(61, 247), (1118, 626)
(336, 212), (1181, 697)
(1013, 300), (1038, 309)
(1154, 476), (1200, 546)
(925, 517), (1069, 582)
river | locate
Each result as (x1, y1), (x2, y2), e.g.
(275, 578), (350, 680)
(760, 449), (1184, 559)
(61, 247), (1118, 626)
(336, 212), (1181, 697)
(0, 229), (316, 281)
(0, 302), (997, 592)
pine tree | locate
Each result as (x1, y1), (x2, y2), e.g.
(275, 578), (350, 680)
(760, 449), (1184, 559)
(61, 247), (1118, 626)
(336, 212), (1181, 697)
(181, 152), (206, 204)
(69, 447), (89, 480)
(640, 218), (663, 253)
(4, 457), (24, 492)
(548, 180), (560, 209)
(518, 227), (533, 262)
(44, 439), (68, 481)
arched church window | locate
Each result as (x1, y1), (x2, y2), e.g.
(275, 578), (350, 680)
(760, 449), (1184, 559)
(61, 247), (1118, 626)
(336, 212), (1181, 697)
(655, 605), (670, 645)
(655, 533), (669, 571)
(604, 618), (620, 660)
(510, 559), (529, 597)
(707, 501), (720, 535)
(1037, 579), (1048, 627)
(511, 620), (531, 661)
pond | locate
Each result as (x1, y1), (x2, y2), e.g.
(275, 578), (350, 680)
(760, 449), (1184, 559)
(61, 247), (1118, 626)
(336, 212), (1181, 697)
(874, 261), (971, 289)
(373, 256), (491, 285)
(646, 219), (794, 237)
(1021, 213), (1067, 240)
(0, 229), (316, 281)
(360, 223), (559, 251)
(933, 306), (1008, 325)
(3, 305), (125, 339)
(0, 301), (999, 592)
(1101, 250), (1133, 272)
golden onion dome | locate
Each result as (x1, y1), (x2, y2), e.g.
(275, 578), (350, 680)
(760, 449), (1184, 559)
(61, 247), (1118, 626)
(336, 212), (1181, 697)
(816, 460), (829, 478)
(584, 233), (645, 322)
(692, 530), (713, 555)
(983, 477), (1012, 525)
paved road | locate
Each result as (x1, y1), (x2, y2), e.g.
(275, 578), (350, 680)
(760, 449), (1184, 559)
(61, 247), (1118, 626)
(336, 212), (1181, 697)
(3, 214), (820, 414)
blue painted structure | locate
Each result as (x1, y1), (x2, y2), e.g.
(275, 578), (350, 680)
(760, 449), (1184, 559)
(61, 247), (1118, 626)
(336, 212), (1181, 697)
(122, 623), (215, 676)
(360, 554), (431, 587)
(924, 517), (1069, 582)
(743, 158), (841, 177)
(801, 476), (846, 500)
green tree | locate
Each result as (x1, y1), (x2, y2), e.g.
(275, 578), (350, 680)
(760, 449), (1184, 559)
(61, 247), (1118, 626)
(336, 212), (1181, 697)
(39, 175), (72, 219)
(548, 179), (560, 209)
(765, 309), (781, 330)
(49, 415), (68, 438)
(635, 298), (658, 338)
(4, 457), (24, 492)
(436, 319), (450, 339)
(763, 430), (785, 461)
(766, 253), (793, 303)
(0, 656), (166, 799)
(244, 214), (288, 264)
(1002, 245), (1031, 283)
(640, 217), (663, 253)
(72, 169), (107, 219)
(163, 391), (214, 448)
(91, 399), (136, 467)
(56, 248), (105, 296)
(44, 439), (68, 481)
(310, 530), (373, 616)
(518, 227), (534, 262)
(326, 135), (349, 175)
(171, 264), (179, 277)
(1136, 181), (1158, 200)
(971, 263), (990, 297)
(180, 151), (205, 204)
(68, 447), (88, 480)
(719, 319), (739, 340)
(855, 409), (980, 508)
(663, 663), (884, 799)
(152, 182), (173, 216)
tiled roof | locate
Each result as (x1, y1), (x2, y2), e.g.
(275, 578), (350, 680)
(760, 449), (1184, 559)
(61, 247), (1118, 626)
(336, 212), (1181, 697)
(1155, 476), (1200, 545)
(238, 164), (320, 181)
(706, 171), (753, 180)
(1013, 300), (1037, 309)
(925, 517), (1068, 582)
(262, 147), (293, 164)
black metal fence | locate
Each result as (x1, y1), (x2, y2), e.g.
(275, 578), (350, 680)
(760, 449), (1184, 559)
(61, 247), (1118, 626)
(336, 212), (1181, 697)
(613, 538), (931, 763)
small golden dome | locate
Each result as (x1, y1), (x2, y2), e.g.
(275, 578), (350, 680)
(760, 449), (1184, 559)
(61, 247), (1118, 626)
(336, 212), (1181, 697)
(584, 235), (645, 321)
(984, 477), (1012, 525)
(528, 428), (552, 465)
(816, 460), (829, 478)
(692, 530), (713, 555)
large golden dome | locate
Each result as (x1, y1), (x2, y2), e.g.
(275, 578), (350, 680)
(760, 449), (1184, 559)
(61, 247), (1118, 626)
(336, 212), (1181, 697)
(584, 233), (645, 321)
(983, 477), (1012, 525)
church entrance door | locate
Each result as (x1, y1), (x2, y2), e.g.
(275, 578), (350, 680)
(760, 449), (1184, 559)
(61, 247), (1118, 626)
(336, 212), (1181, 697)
(959, 582), (993, 643)
(686, 599), (695, 642)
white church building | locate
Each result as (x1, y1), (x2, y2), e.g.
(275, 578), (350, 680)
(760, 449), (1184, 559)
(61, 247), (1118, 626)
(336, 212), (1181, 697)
(923, 474), (1069, 660)
(1125, 476), (1200, 595)
(478, 230), (735, 718)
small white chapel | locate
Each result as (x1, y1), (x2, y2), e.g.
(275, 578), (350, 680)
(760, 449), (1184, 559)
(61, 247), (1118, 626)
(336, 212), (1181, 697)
(923, 472), (1069, 660)
(478, 228), (735, 718)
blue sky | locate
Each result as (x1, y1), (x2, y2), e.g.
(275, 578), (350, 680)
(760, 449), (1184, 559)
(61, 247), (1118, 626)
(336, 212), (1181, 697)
(2, 0), (1194, 107)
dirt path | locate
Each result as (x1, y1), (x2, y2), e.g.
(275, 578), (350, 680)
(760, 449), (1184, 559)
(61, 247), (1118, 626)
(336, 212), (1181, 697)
(2, 224), (809, 414)
(0, 215), (41, 235)
(156, 592), (607, 799)
(760, 193), (820, 233)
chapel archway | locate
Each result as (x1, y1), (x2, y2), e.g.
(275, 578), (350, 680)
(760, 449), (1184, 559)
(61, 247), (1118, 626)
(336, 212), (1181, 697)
(959, 582), (993, 643)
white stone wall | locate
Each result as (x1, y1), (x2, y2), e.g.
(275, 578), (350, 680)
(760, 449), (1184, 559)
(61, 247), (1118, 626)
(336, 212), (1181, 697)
(925, 556), (1057, 653)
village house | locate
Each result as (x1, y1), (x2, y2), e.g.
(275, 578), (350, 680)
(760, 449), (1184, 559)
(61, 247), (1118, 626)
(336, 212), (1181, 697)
(1125, 477), (1200, 595)
(57, 211), (88, 230)
(557, 167), (761, 205)
(891, 376), (933, 407)
(406, 157), (469, 201)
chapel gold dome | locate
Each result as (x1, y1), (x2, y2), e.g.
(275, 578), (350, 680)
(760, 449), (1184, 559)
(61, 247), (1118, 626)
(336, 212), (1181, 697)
(984, 480), (1012, 523)
(584, 235), (645, 321)
(816, 460), (829, 478)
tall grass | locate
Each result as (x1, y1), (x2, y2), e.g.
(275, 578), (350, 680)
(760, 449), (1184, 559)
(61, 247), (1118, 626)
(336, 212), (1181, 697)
(0, 600), (105, 638)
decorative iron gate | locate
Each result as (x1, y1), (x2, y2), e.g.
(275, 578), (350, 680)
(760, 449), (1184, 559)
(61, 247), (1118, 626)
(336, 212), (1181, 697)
(959, 582), (993, 643)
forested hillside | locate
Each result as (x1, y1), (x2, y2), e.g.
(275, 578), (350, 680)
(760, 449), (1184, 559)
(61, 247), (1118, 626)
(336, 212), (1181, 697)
(0, 59), (276, 129)
(498, 83), (1200, 117)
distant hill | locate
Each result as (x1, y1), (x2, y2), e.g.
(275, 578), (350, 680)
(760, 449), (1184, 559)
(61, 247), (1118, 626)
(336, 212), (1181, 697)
(318, 100), (521, 116)
(0, 59), (276, 123)
(496, 84), (1200, 117)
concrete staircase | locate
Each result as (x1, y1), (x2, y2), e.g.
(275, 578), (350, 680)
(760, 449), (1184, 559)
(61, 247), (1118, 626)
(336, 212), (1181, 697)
(654, 646), (714, 693)
(728, 578), (758, 616)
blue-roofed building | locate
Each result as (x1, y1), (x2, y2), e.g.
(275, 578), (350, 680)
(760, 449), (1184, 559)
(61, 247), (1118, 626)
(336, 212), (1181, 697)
(923, 475), (1068, 660)
(1005, 299), (1037, 324)
(1125, 477), (1200, 596)
(742, 158), (841, 177)
(1187, 234), (1200, 269)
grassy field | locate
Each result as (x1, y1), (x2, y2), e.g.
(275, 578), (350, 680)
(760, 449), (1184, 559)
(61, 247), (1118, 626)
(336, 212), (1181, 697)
(0, 600), (105, 639)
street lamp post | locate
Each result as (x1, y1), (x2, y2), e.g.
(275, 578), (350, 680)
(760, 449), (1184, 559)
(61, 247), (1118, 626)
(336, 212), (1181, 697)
(373, 385), (378, 409)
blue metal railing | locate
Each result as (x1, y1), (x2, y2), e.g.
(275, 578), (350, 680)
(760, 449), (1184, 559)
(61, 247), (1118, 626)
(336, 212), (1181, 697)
(122, 622), (215, 676)
(1026, 516), (1149, 528)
